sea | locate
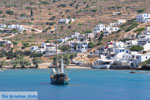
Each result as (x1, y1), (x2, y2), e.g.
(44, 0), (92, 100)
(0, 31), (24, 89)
(0, 69), (150, 100)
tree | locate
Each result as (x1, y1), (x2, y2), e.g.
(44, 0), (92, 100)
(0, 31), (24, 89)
(6, 10), (14, 15)
(0, 10), (3, 14)
(6, 50), (14, 59)
(98, 33), (104, 41)
(63, 56), (70, 65)
(70, 53), (77, 60)
(88, 42), (95, 48)
(0, 61), (7, 68)
(60, 45), (70, 52)
(11, 60), (19, 68)
(129, 45), (144, 51)
(137, 9), (145, 13)
(12, 56), (31, 68)
(30, 9), (33, 16)
(32, 57), (43, 68)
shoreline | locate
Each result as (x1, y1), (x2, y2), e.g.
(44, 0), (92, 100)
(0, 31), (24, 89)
(1, 65), (150, 71)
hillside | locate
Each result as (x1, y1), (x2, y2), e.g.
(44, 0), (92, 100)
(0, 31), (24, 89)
(0, 0), (150, 50)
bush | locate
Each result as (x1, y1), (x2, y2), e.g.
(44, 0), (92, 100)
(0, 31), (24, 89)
(40, 1), (49, 4)
(91, 9), (97, 12)
(49, 16), (56, 20)
(20, 13), (26, 17)
(0, 10), (3, 14)
(98, 33), (104, 41)
(134, 28), (145, 33)
(60, 45), (70, 52)
(6, 10), (14, 15)
(12, 41), (18, 45)
(32, 57), (43, 68)
(46, 22), (56, 25)
(23, 43), (30, 47)
(57, 4), (67, 8)
(137, 9), (145, 13)
(129, 45), (144, 51)
(88, 42), (95, 48)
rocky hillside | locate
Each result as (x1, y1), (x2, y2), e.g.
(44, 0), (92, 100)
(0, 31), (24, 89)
(0, 0), (150, 50)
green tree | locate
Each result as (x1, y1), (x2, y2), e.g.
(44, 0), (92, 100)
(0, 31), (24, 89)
(129, 45), (144, 51)
(30, 9), (33, 16)
(70, 53), (77, 60)
(137, 9), (145, 13)
(88, 42), (95, 48)
(98, 33), (104, 41)
(60, 45), (70, 52)
(13, 56), (31, 68)
(32, 57), (43, 68)
(6, 10), (14, 15)
(0, 61), (7, 68)
(0, 10), (3, 14)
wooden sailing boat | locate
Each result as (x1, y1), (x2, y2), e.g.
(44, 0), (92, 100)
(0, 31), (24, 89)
(50, 26), (70, 85)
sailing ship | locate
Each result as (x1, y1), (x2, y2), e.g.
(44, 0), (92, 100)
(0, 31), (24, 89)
(50, 25), (70, 85)
(50, 58), (70, 85)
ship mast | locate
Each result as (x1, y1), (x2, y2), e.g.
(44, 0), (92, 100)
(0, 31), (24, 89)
(55, 25), (58, 70)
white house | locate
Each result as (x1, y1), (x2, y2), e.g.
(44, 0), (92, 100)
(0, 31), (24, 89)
(8, 24), (24, 32)
(136, 14), (150, 23)
(93, 24), (105, 33)
(76, 42), (88, 52)
(143, 43), (150, 51)
(30, 46), (39, 52)
(71, 32), (80, 39)
(103, 26), (120, 36)
(58, 19), (75, 24)
(0, 24), (6, 28)
(70, 41), (89, 52)
(113, 41), (126, 48)
(145, 26), (150, 35)
(126, 40), (138, 47)
(110, 19), (126, 26)
(113, 52), (150, 68)
(59, 19), (70, 24)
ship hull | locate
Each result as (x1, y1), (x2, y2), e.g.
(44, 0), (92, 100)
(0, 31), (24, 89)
(50, 73), (69, 85)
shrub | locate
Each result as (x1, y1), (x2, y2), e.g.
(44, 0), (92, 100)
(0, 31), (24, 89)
(40, 1), (49, 4)
(12, 41), (18, 45)
(91, 9), (97, 12)
(6, 10), (14, 15)
(60, 45), (70, 52)
(57, 4), (67, 8)
(137, 9), (145, 13)
(20, 13), (26, 17)
(129, 45), (144, 51)
(88, 42), (95, 48)
(134, 28), (145, 33)
(0, 10), (3, 14)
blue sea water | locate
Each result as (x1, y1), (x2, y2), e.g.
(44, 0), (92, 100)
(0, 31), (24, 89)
(0, 69), (150, 100)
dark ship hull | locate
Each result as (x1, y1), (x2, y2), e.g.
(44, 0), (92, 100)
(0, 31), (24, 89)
(50, 73), (69, 85)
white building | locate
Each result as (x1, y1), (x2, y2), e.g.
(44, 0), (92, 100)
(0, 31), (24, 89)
(126, 40), (138, 47)
(110, 19), (126, 26)
(143, 43), (150, 51)
(103, 26), (120, 36)
(136, 14), (150, 23)
(71, 32), (80, 39)
(30, 46), (39, 52)
(8, 24), (24, 32)
(114, 52), (150, 68)
(70, 41), (89, 53)
(0, 24), (6, 28)
(59, 19), (75, 24)
(93, 24), (105, 33)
